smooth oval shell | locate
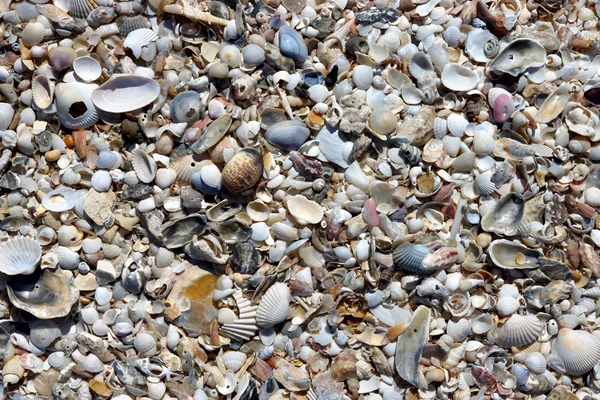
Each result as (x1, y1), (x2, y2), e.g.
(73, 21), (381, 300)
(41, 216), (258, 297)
(73, 56), (102, 83)
(278, 25), (307, 62)
(441, 64), (479, 91)
(488, 239), (542, 269)
(265, 120), (310, 151)
(91, 75), (160, 113)
(222, 148), (263, 194)
(42, 187), (78, 212)
(489, 38), (546, 76)
(32, 74), (55, 110)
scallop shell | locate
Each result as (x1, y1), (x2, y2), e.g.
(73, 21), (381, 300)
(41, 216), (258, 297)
(0, 236), (41, 276)
(68, 0), (98, 19)
(134, 332), (156, 354)
(495, 314), (543, 348)
(552, 328), (600, 375)
(123, 28), (158, 58)
(131, 148), (156, 183)
(256, 282), (291, 327)
(91, 75), (160, 113)
(32, 74), (55, 110)
(22, 21), (46, 48)
(222, 351), (247, 372)
(392, 243), (430, 274)
(441, 64), (479, 92)
(73, 56), (102, 83)
(433, 117), (447, 139)
(287, 195), (324, 225)
(242, 44), (265, 67)
(55, 82), (99, 129)
(155, 168), (177, 189)
(82, 237), (102, 254)
(447, 113), (469, 137)
(56, 246), (81, 270)
(118, 15), (150, 36)
(475, 171), (496, 196)
(473, 129), (496, 155)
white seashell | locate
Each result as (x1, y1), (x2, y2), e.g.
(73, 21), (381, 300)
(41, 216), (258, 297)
(352, 65), (373, 90)
(123, 28), (158, 58)
(82, 353), (104, 373)
(56, 246), (80, 270)
(131, 148), (156, 183)
(31, 74), (55, 110)
(447, 318), (472, 341)
(166, 325), (180, 349)
(73, 56), (102, 83)
(433, 117), (447, 139)
(91, 170), (112, 192)
(218, 308), (237, 325)
(441, 64), (479, 92)
(471, 313), (492, 334)
(147, 377), (166, 400)
(220, 320), (259, 342)
(524, 352), (546, 374)
(497, 296), (520, 317)
(251, 222), (269, 242)
(82, 237), (102, 254)
(242, 44), (265, 67)
(0, 103), (15, 131)
(220, 45), (242, 68)
(22, 21), (46, 48)
(91, 320), (110, 336)
(199, 163), (222, 191)
(408, 53), (435, 80)
(47, 352), (65, 369)
(155, 168), (177, 189)
(246, 200), (269, 222)
(308, 84), (329, 103)
(442, 341), (467, 369)
(475, 171), (496, 196)
(270, 222), (299, 241)
(447, 113), (469, 137)
(94, 286), (112, 305)
(472, 129), (496, 155)
(287, 195), (324, 225)
(0, 236), (42, 275)
(222, 351), (247, 372)
(552, 328), (600, 375)
(585, 187), (600, 207)
(443, 25), (461, 47)
(498, 284), (519, 299)
(29, 320), (61, 348)
(134, 332), (156, 354)
(256, 282), (291, 327)
(495, 314), (543, 348)
(465, 28), (499, 63)
(55, 82), (99, 129)
(91, 74), (160, 113)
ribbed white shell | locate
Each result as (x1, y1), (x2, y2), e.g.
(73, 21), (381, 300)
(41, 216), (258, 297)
(433, 117), (447, 139)
(134, 332), (156, 354)
(123, 28), (158, 58)
(256, 282), (291, 327)
(242, 44), (265, 67)
(307, 84), (330, 103)
(131, 148), (156, 183)
(155, 168), (177, 189)
(0, 236), (42, 275)
(447, 113), (469, 137)
(443, 26), (461, 47)
(222, 351), (247, 372)
(496, 314), (543, 348)
(22, 21), (45, 47)
(82, 237), (102, 254)
(475, 171), (496, 196)
(554, 328), (600, 375)
(56, 246), (80, 269)
(473, 130), (496, 155)
(524, 352), (546, 374)
(73, 56), (102, 83)
(496, 296), (520, 317)
(155, 247), (174, 268)
(91, 170), (112, 192)
(55, 82), (99, 129)
(166, 325), (180, 349)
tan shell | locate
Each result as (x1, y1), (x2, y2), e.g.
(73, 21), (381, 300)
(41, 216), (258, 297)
(286, 195), (324, 225)
(222, 148), (263, 195)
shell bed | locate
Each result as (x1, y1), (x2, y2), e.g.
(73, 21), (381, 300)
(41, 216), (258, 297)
(1, 0), (600, 398)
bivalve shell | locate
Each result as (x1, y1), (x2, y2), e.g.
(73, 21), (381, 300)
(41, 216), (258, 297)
(55, 82), (99, 129)
(22, 21), (46, 48)
(131, 148), (156, 183)
(552, 328), (600, 375)
(256, 282), (291, 327)
(31, 74), (55, 110)
(287, 195), (324, 225)
(495, 314), (543, 348)
(222, 351), (248, 372)
(222, 148), (263, 195)
(91, 75), (160, 113)
(441, 64), (479, 92)
(0, 236), (42, 275)
(123, 28), (158, 58)
(73, 56), (102, 83)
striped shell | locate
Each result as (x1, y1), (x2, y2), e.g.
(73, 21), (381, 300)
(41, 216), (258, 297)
(68, 0), (98, 19)
(123, 28), (157, 58)
(131, 148), (156, 183)
(242, 44), (265, 67)
(433, 117), (447, 139)
(22, 21), (46, 48)
(392, 243), (430, 274)
(447, 113), (469, 137)
(0, 237), (42, 275)
(55, 82), (99, 129)
(475, 171), (496, 196)
(552, 328), (600, 375)
(256, 282), (291, 327)
(118, 15), (151, 36)
(495, 314), (543, 348)
(174, 154), (203, 185)
(222, 148), (263, 195)
(472, 130), (496, 155)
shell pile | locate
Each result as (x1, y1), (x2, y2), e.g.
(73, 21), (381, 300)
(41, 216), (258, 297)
(3, 0), (600, 398)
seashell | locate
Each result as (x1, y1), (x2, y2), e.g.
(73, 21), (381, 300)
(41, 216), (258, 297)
(0, 236), (42, 275)
(433, 117), (447, 139)
(170, 91), (202, 124)
(465, 29), (499, 62)
(256, 282), (291, 327)
(353, 65), (374, 90)
(480, 193), (525, 236)
(246, 200), (269, 222)
(3, 356), (24, 384)
(32, 74), (55, 110)
(265, 120), (310, 151)
(443, 25), (461, 47)
(48, 47), (77, 71)
(222, 148), (263, 195)
(29, 320), (61, 348)
(473, 129), (496, 155)
(0, 103), (14, 131)
(222, 351), (247, 372)
(91, 170), (112, 192)
(220, 45), (242, 68)
(94, 286), (112, 305)
(475, 171), (496, 196)
(131, 148), (156, 183)
(243, 44), (265, 67)
(118, 15), (150, 35)
(489, 38), (546, 76)
(147, 377), (166, 400)
(447, 113), (469, 137)
(287, 195), (324, 225)
(393, 242), (458, 275)
(408, 53), (435, 80)
(497, 296), (520, 317)
(278, 25), (308, 62)
(47, 352), (65, 369)
(447, 318), (472, 342)
(123, 28), (158, 58)
(56, 246), (81, 270)
(471, 314), (492, 334)
(552, 328), (600, 375)
(369, 108), (398, 136)
(42, 187), (78, 212)
(488, 88), (514, 123)
(73, 56), (102, 83)
(55, 82), (99, 129)
(495, 314), (543, 348)
(82, 237), (102, 254)
(535, 84), (569, 124)
(22, 21), (46, 48)
(155, 168), (177, 189)
(192, 163), (222, 195)
(82, 353), (104, 373)
(271, 222), (299, 241)
(91, 75), (160, 113)
(441, 64), (479, 92)
(96, 151), (121, 169)
(69, 0), (98, 19)
(166, 325), (180, 349)
(488, 239), (542, 269)
(134, 332), (156, 354)
(308, 85), (329, 103)
(396, 306), (430, 388)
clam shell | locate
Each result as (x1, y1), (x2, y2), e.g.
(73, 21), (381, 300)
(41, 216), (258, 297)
(308, 84), (329, 103)
(42, 187), (78, 212)
(91, 75), (160, 113)
(174, 154), (203, 185)
(73, 56), (102, 83)
(433, 117), (447, 139)
(447, 113), (469, 137)
(55, 82), (99, 129)
(488, 239), (542, 269)
(474, 171), (496, 196)
(265, 120), (310, 151)
(82, 354), (104, 373)
(222, 351), (247, 372)
(246, 200), (270, 222)
(497, 296), (520, 317)
(32, 74), (55, 110)
(22, 21), (45, 48)
(443, 25), (461, 47)
(480, 193), (525, 236)
(524, 352), (546, 374)
(408, 52), (435, 80)
(441, 64), (479, 92)
(535, 84), (570, 124)
(472, 129), (496, 155)
(134, 332), (156, 354)
(242, 44), (265, 67)
(495, 314), (543, 348)
(131, 148), (156, 183)
(123, 28), (158, 58)
(278, 25), (308, 62)
(0, 103), (14, 131)
(287, 195), (324, 225)
(489, 38), (546, 76)
(155, 168), (177, 189)
(256, 282), (291, 327)
(56, 246), (80, 269)
(552, 328), (600, 375)
(68, 0), (98, 19)
(91, 170), (112, 192)
(353, 65), (373, 90)
(0, 236), (42, 275)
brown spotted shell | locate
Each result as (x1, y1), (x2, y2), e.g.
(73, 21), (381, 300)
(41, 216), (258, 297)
(222, 148), (263, 194)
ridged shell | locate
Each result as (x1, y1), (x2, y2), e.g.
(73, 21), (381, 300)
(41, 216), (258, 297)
(174, 154), (203, 185)
(287, 195), (324, 225)
(56, 246), (80, 269)
(82, 237), (102, 254)
(495, 314), (543, 348)
(82, 353), (104, 373)
(473, 130), (496, 155)
(0, 236), (42, 275)
(392, 243), (430, 274)
(91, 170), (112, 192)
(222, 148), (263, 195)
(447, 113), (469, 136)
(134, 332), (156, 354)
(497, 296), (520, 317)
(242, 44), (265, 67)
(94, 286), (112, 305)
(123, 28), (158, 58)
(155, 168), (177, 189)
(524, 352), (546, 374)
(256, 282), (291, 327)
(22, 21), (45, 48)
(118, 15), (150, 36)
(475, 171), (496, 196)
(68, 0), (97, 19)
(270, 222), (299, 241)
(246, 200), (270, 222)
(30, 320), (61, 348)
(91, 75), (160, 113)
(308, 84), (330, 103)
(55, 82), (99, 129)
(553, 328), (600, 375)
(32, 74), (55, 110)
(222, 351), (247, 372)
(131, 148), (156, 183)
(220, 321), (259, 341)
(443, 26), (461, 47)
(433, 117), (447, 139)
(166, 325), (179, 349)
(73, 56), (102, 83)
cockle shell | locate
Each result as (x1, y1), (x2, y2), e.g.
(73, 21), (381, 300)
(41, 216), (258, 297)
(552, 328), (600, 375)
(123, 28), (158, 58)
(55, 82), (99, 129)
(222, 148), (263, 195)
(256, 282), (291, 327)
(91, 75), (160, 113)
(22, 21), (46, 48)
(287, 195), (324, 225)
(495, 314), (543, 348)
(488, 38), (546, 76)
(497, 296), (520, 317)
(222, 351), (248, 372)
(0, 236), (42, 275)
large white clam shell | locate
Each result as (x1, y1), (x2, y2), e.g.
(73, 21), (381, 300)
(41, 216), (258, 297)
(256, 282), (291, 327)
(552, 328), (600, 375)
(73, 56), (102, 83)
(495, 314), (543, 348)
(22, 21), (46, 48)
(286, 195), (324, 225)
(0, 236), (42, 275)
(441, 63), (479, 92)
(55, 82), (99, 129)
(91, 74), (160, 113)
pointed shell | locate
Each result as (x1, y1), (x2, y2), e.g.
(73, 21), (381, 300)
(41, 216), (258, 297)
(22, 21), (46, 48)
(495, 314), (543, 348)
(553, 328), (600, 375)
(73, 56), (102, 83)
(91, 75), (160, 113)
(287, 195), (324, 225)
(0, 236), (42, 275)
(131, 148), (156, 183)
(222, 351), (248, 372)
(166, 325), (180, 349)
(123, 28), (158, 58)
(441, 64), (479, 92)
(256, 282), (291, 327)
(32, 74), (55, 110)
